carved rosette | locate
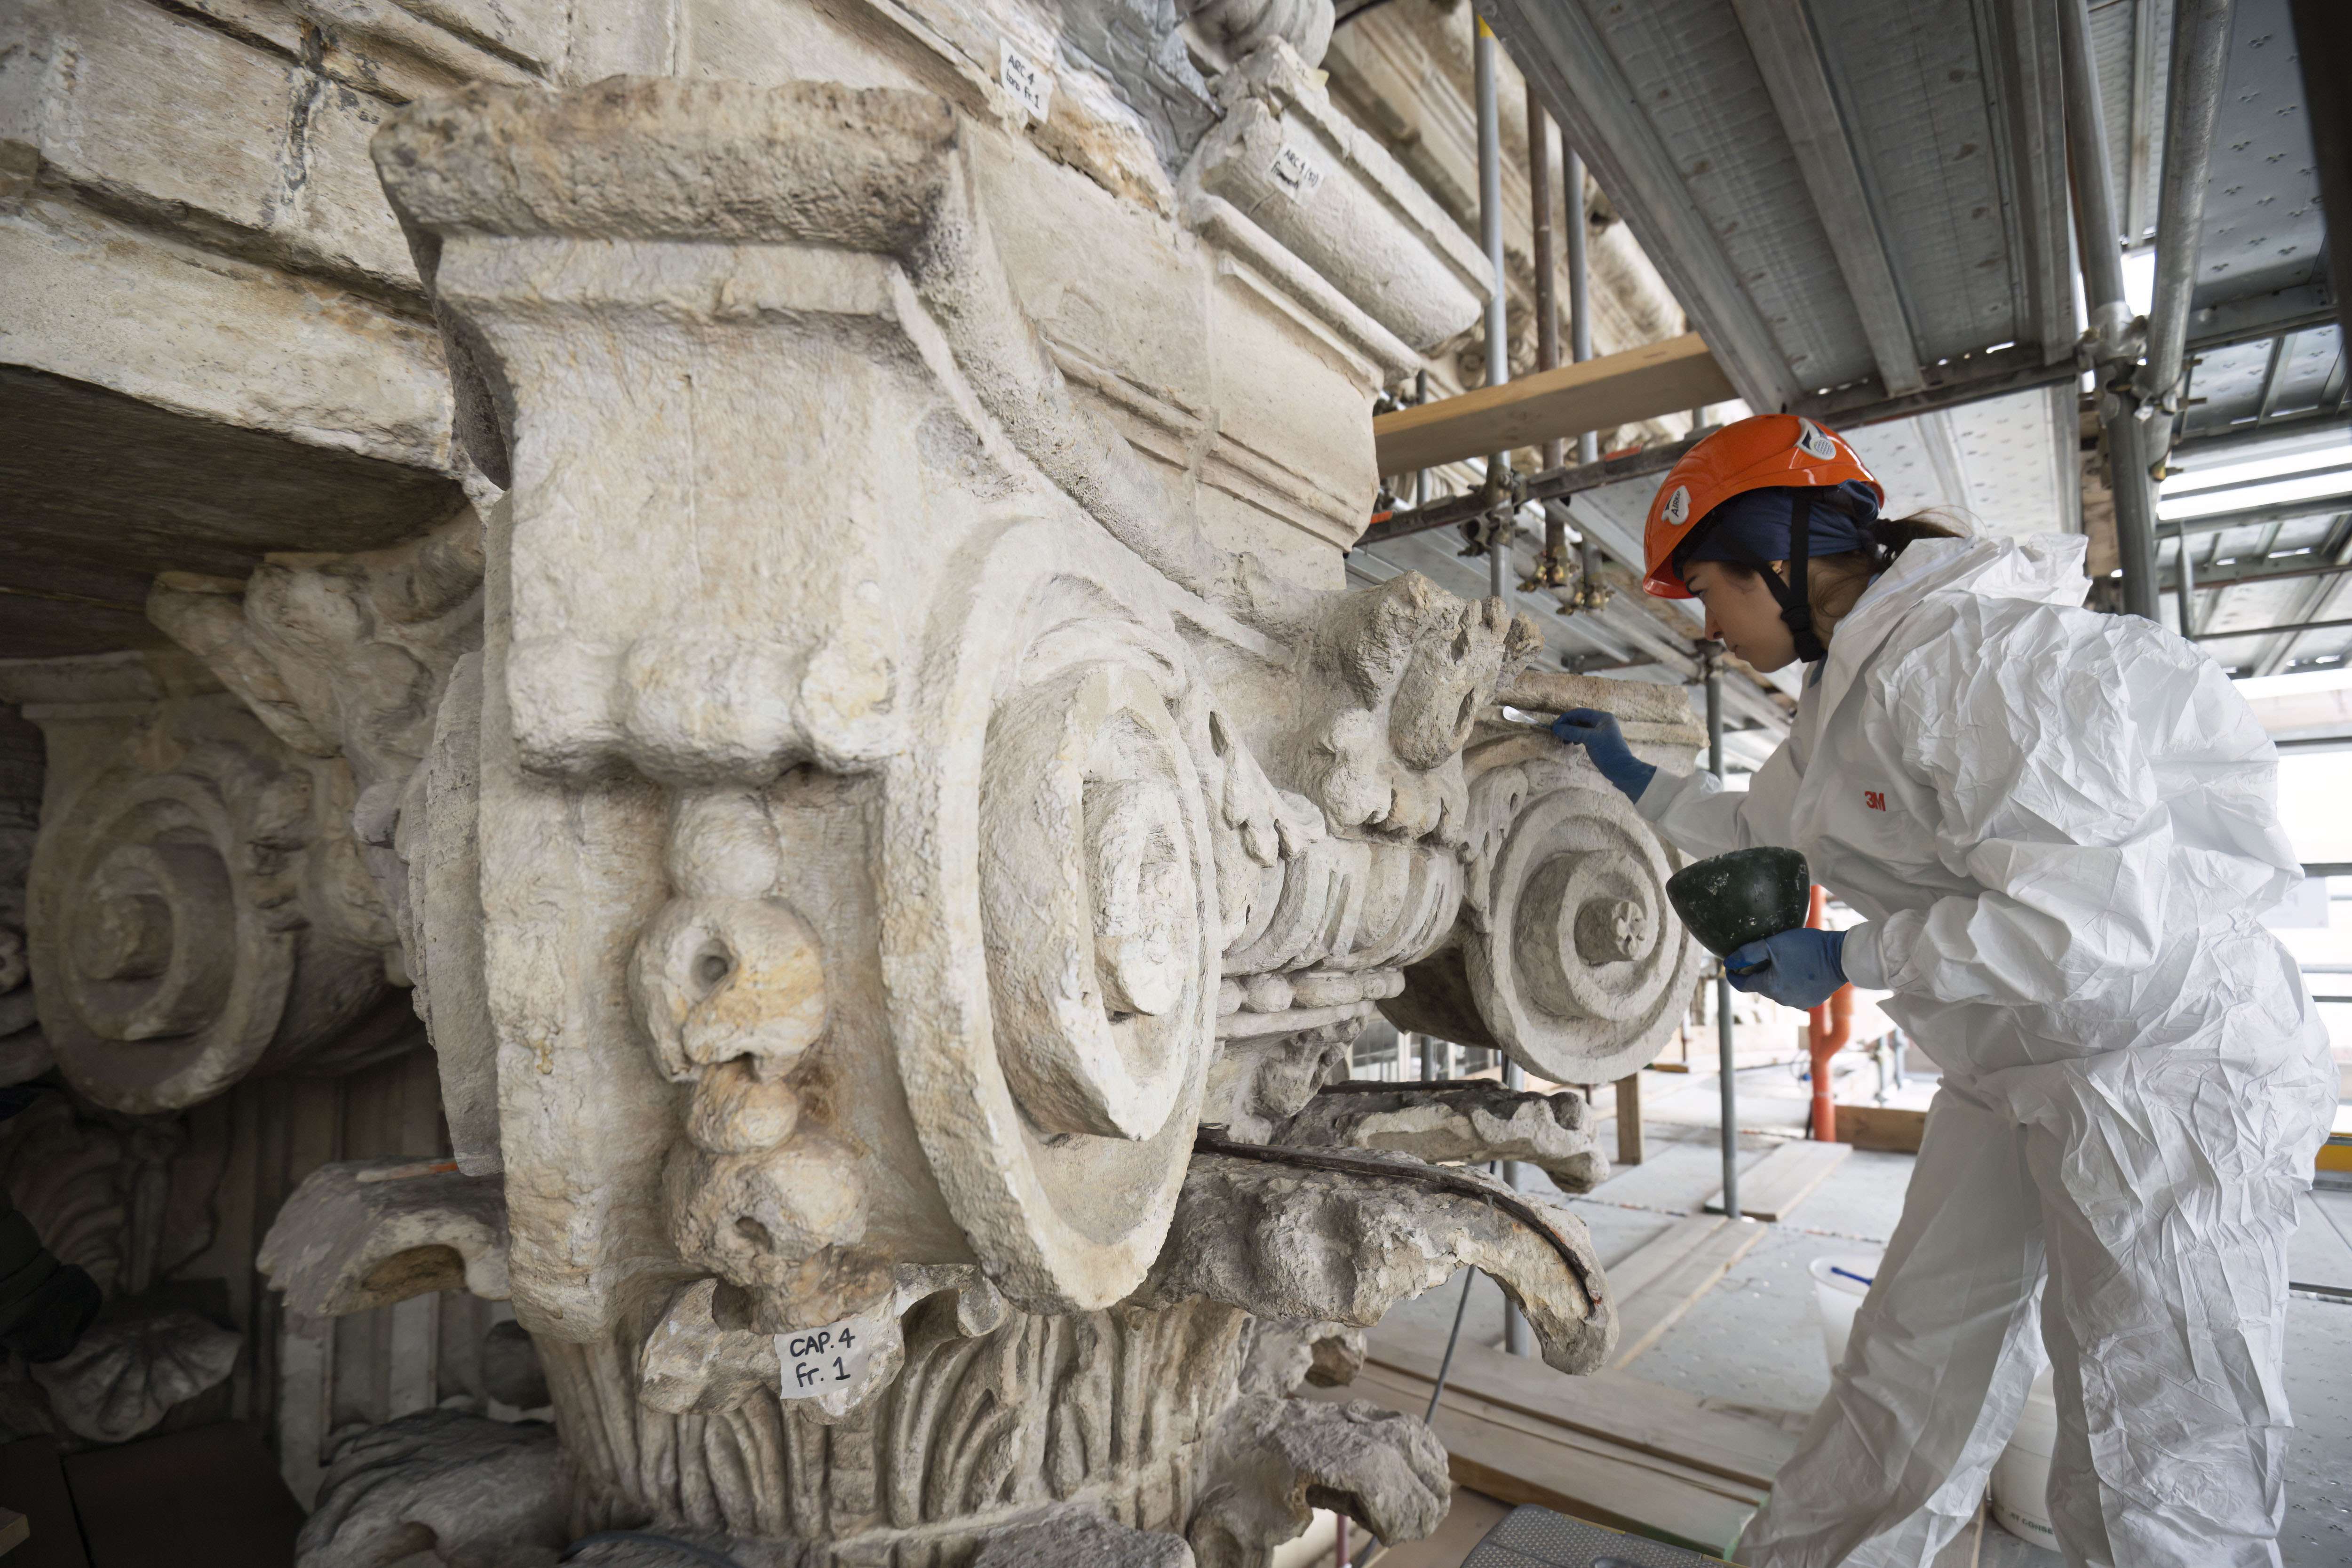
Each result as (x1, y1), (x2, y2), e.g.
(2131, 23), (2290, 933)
(1387, 727), (1702, 1085)
(889, 518), (1220, 1315)
(25, 699), (406, 1113)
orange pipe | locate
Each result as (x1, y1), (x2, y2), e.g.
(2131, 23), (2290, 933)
(1806, 886), (1856, 1141)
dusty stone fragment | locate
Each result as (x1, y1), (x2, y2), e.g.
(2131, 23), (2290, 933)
(1385, 726), (1707, 1087)
(1271, 573), (1542, 845)
(1279, 1081), (1610, 1192)
(258, 1158), (510, 1318)
(1202, 1025), (1356, 1143)
(974, 1508), (1198, 1567)
(148, 513), (498, 1170)
(1141, 1149), (1614, 1375)
(20, 687), (414, 1114)
(1188, 1395), (1450, 1568)
(1306, 1328), (1366, 1387)
(296, 1409), (567, 1568)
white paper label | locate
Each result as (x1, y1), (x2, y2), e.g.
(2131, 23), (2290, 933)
(775, 1319), (877, 1399)
(1000, 40), (1054, 123)
(1268, 142), (1325, 201)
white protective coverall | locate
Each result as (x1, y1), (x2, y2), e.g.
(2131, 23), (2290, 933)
(1633, 533), (2336, 1568)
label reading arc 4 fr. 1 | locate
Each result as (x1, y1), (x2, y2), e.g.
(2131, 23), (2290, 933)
(999, 40), (1054, 124)
(775, 1319), (877, 1398)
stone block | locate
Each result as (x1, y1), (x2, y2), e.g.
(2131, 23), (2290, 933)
(0, 195), (452, 470)
(16, 0), (418, 292)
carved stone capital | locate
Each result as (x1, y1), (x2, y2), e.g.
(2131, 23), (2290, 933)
(1385, 724), (1708, 1086)
(203, 72), (1722, 1566)
(19, 683), (410, 1113)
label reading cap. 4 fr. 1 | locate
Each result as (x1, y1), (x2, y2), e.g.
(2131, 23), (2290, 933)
(775, 1318), (877, 1398)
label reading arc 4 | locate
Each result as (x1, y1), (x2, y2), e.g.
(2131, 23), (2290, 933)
(775, 1319), (877, 1399)
(999, 40), (1054, 123)
(1268, 142), (1325, 200)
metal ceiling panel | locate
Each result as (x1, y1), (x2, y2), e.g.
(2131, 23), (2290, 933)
(1843, 419), (1969, 517)
(1994, 0), (2084, 366)
(1483, 0), (1812, 413)
(1948, 382), (2080, 533)
(2193, 0), (2328, 310)
(2180, 322), (2342, 436)
(1824, 386), (2077, 537)
(1810, 0), (2038, 364)
(2090, 0), (2171, 245)
(1486, 0), (2080, 410)
(2159, 511), (2345, 567)
(1579, 0), (1878, 389)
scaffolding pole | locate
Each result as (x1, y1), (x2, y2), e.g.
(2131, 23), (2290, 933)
(2058, 0), (2159, 620)
(1503, 1058), (1532, 1356)
(1476, 15), (1510, 603)
(1707, 653), (1740, 1220)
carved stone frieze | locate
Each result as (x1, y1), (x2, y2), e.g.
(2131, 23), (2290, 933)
(30, 1310), (241, 1445)
(1140, 1149), (1614, 1376)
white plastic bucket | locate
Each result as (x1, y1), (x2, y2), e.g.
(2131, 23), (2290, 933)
(1807, 1253), (1882, 1372)
(1989, 1368), (2061, 1551)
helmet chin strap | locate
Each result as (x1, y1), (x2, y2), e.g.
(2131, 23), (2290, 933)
(1716, 491), (1828, 663)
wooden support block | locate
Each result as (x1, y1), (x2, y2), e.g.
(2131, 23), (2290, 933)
(1836, 1105), (1928, 1155)
(1363, 1330), (1797, 1491)
(0, 1512), (28, 1558)
(1602, 1216), (1729, 1301)
(1834, 1104), (1927, 1154)
(1705, 1138), (1850, 1221)
(1614, 1074), (1645, 1166)
(1372, 333), (1737, 474)
(1610, 1218), (1767, 1369)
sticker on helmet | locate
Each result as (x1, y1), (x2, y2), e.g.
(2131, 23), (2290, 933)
(1796, 419), (1838, 461)
(1663, 485), (1690, 526)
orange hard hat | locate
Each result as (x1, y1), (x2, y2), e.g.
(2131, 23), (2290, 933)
(1642, 414), (1883, 597)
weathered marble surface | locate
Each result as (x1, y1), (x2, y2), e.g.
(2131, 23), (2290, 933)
(2, 4), (1714, 1561)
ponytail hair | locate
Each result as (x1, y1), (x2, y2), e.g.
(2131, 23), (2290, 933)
(1855, 508), (1969, 573)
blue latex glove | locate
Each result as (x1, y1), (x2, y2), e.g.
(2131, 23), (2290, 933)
(1724, 927), (1847, 1010)
(1549, 708), (1657, 801)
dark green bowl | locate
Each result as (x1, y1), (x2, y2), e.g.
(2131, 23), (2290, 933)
(1665, 846), (1812, 958)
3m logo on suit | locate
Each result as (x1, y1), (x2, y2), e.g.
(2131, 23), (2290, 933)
(1863, 790), (1887, 812)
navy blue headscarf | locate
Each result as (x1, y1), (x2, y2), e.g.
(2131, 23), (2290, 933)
(1676, 481), (1881, 571)
(1672, 481), (1883, 663)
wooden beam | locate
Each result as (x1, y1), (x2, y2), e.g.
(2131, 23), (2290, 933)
(1373, 333), (1736, 475)
(1614, 1073), (1645, 1167)
(1833, 1103), (1927, 1154)
(1606, 1216), (1767, 1368)
(1363, 1330), (1800, 1491)
(1703, 1137), (1850, 1222)
(1323, 1363), (1762, 1556)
